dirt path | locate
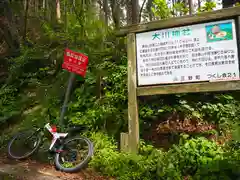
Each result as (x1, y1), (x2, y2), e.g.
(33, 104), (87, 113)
(0, 156), (111, 180)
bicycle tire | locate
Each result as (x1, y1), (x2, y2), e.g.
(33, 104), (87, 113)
(7, 130), (42, 160)
(54, 137), (94, 173)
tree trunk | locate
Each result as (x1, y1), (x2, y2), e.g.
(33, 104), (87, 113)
(64, 0), (67, 32)
(34, 0), (39, 15)
(222, 0), (240, 8)
(24, 0), (27, 11)
(50, 0), (57, 23)
(126, 0), (132, 24)
(131, 0), (139, 24)
(110, 0), (120, 28)
(42, 0), (46, 9)
(222, 0), (234, 8)
(139, 0), (147, 23)
(56, 0), (61, 23)
(103, 0), (109, 25)
(197, 0), (201, 9)
(0, 0), (20, 73)
(46, 0), (51, 21)
(188, 0), (193, 15)
(23, 0), (29, 41)
(146, 0), (153, 21)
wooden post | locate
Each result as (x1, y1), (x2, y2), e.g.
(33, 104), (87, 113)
(238, 16), (240, 50)
(127, 33), (139, 153)
(120, 132), (129, 152)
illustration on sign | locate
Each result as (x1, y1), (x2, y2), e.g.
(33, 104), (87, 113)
(62, 49), (89, 77)
(206, 22), (233, 42)
(135, 19), (239, 86)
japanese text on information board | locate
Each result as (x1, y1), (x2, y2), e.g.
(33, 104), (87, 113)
(136, 19), (239, 86)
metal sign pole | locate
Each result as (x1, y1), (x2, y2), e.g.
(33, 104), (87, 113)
(60, 48), (88, 128)
(59, 73), (76, 127)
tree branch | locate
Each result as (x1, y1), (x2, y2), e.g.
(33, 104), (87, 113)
(139, 0), (147, 23)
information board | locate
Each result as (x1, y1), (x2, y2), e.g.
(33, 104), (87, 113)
(136, 19), (239, 86)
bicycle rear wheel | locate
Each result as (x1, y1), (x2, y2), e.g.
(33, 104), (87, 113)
(54, 137), (93, 173)
(7, 130), (42, 160)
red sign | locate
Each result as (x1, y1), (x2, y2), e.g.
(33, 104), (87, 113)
(62, 48), (88, 77)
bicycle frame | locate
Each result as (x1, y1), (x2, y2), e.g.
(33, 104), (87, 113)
(8, 122), (93, 173)
(44, 123), (68, 151)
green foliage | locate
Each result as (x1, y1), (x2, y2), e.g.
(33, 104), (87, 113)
(200, 96), (239, 127)
(88, 132), (240, 180)
(172, 2), (189, 16)
(89, 132), (164, 180)
(196, 94), (240, 136)
(194, 148), (240, 179)
(152, 0), (217, 19)
(152, 0), (189, 18)
(159, 135), (224, 177)
(153, 93), (240, 137)
(198, 1), (216, 12)
(152, 0), (171, 19)
(69, 59), (128, 134)
(0, 85), (22, 124)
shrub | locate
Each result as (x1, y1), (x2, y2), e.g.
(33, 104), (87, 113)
(88, 132), (164, 180)
(88, 132), (229, 180)
(194, 148), (240, 179)
(158, 135), (224, 178)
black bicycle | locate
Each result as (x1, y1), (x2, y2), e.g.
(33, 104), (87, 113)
(7, 123), (94, 173)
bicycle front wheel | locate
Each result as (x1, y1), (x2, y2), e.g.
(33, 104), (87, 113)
(54, 137), (93, 173)
(7, 130), (42, 160)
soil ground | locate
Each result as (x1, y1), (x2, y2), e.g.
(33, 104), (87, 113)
(0, 154), (112, 180)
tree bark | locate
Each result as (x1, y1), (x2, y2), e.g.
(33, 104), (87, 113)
(222, 0), (240, 8)
(222, 0), (232, 8)
(50, 0), (57, 23)
(64, 0), (68, 31)
(0, 0), (20, 73)
(197, 0), (201, 9)
(188, 0), (193, 15)
(126, 0), (132, 24)
(110, 0), (120, 28)
(56, 0), (61, 23)
(139, 0), (147, 23)
(131, 0), (139, 24)
(23, 0), (29, 41)
(43, 0), (46, 9)
(146, 0), (153, 21)
(103, 0), (109, 25)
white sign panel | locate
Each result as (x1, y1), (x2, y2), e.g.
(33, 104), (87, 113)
(136, 19), (239, 86)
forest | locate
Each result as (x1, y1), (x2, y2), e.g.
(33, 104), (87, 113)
(1, 0), (240, 179)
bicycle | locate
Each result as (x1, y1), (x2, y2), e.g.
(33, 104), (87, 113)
(7, 122), (94, 173)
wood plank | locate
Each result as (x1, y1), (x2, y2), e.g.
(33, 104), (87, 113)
(238, 16), (240, 51)
(120, 132), (129, 152)
(117, 7), (240, 36)
(137, 80), (240, 96)
(127, 33), (139, 153)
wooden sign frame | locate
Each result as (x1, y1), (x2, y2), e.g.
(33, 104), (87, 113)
(118, 7), (240, 153)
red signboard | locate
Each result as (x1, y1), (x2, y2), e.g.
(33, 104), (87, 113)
(62, 48), (89, 77)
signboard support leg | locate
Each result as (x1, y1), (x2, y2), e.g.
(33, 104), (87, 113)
(126, 33), (139, 153)
(59, 73), (76, 127)
(120, 132), (129, 152)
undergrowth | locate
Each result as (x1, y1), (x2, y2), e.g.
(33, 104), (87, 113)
(88, 132), (240, 180)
